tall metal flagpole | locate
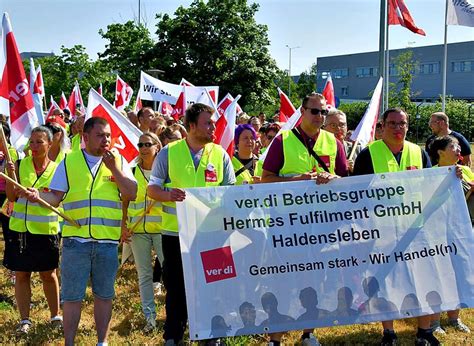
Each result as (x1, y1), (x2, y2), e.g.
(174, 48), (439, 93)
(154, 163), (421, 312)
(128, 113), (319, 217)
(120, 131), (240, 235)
(379, 0), (387, 113)
(442, 0), (449, 112)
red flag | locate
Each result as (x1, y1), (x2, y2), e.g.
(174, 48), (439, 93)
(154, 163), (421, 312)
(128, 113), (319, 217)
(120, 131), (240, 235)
(59, 92), (68, 110)
(46, 95), (60, 119)
(322, 75), (336, 108)
(114, 75), (133, 111)
(133, 94), (142, 113)
(213, 95), (241, 157)
(277, 88), (296, 123)
(29, 58), (44, 97)
(68, 81), (85, 115)
(159, 101), (173, 116)
(86, 88), (142, 163)
(0, 13), (38, 149)
(388, 0), (426, 36)
(171, 87), (186, 121)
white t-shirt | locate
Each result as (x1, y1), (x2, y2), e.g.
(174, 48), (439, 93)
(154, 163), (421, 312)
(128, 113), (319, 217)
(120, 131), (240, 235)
(50, 150), (136, 243)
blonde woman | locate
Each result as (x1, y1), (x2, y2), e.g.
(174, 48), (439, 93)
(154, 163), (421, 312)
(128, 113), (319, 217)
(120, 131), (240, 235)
(121, 132), (164, 332)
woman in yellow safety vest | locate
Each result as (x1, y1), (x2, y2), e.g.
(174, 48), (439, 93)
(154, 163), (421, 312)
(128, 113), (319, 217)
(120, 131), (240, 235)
(4, 126), (62, 334)
(232, 124), (261, 185)
(121, 132), (164, 332)
(427, 135), (472, 334)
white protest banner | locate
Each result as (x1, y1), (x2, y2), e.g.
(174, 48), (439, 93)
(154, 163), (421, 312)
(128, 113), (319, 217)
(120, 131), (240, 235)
(139, 71), (219, 104)
(177, 167), (474, 340)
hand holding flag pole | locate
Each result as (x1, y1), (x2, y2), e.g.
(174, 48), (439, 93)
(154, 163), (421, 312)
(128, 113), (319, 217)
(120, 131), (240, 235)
(0, 172), (80, 228)
(129, 200), (157, 233)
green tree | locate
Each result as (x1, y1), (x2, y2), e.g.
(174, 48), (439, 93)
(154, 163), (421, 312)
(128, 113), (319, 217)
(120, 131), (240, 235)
(295, 63), (317, 100)
(33, 45), (115, 104)
(98, 21), (155, 90)
(390, 51), (418, 110)
(151, 0), (279, 109)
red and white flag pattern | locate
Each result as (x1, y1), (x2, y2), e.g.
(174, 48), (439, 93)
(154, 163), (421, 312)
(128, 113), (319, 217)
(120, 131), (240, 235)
(388, 0), (426, 36)
(46, 95), (59, 119)
(159, 101), (173, 116)
(68, 81), (85, 115)
(277, 88), (296, 122)
(322, 75), (336, 108)
(171, 87), (187, 121)
(350, 77), (383, 147)
(86, 88), (142, 163)
(214, 95), (241, 157)
(29, 58), (44, 124)
(133, 94), (142, 113)
(59, 91), (69, 111)
(0, 13), (39, 149)
(114, 75), (133, 111)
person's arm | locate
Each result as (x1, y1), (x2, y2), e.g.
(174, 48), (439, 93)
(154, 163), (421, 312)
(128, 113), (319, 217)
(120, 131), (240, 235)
(102, 150), (137, 201)
(5, 161), (19, 202)
(147, 146), (186, 203)
(121, 199), (132, 243)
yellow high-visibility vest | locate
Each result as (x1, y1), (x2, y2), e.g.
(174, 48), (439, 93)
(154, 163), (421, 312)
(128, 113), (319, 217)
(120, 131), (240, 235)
(231, 156), (254, 185)
(71, 134), (81, 151)
(368, 140), (423, 173)
(10, 157), (59, 235)
(62, 150), (122, 240)
(162, 140), (224, 234)
(280, 129), (337, 176)
(127, 165), (162, 233)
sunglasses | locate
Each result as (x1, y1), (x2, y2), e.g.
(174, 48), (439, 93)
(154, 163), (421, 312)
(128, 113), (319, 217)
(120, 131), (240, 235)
(306, 107), (328, 116)
(137, 142), (155, 148)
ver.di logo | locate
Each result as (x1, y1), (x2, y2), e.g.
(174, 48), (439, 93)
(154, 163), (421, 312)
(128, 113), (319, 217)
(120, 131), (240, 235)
(200, 246), (236, 283)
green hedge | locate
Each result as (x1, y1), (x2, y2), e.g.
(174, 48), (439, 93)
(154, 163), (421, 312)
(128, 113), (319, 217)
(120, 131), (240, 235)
(339, 99), (474, 143)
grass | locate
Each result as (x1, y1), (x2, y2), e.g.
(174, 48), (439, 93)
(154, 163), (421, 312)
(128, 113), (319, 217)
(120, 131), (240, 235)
(0, 235), (472, 345)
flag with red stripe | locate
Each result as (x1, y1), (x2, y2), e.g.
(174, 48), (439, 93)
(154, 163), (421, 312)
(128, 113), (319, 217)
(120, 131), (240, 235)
(0, 13), (38, 149)
(277, 88), (296, 123)
(114, 75), (133, 111)
(388, 0), (426, 36)
(86, 88), (142, 163)
(322, 75), (336, 108)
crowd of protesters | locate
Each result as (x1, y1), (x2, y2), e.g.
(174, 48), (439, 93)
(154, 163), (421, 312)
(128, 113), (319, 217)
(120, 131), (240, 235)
(0, 94), (472, 346)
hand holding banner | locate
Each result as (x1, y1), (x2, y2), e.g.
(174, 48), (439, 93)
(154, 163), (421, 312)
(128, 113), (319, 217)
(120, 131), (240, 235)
(177, 168), (473, 340)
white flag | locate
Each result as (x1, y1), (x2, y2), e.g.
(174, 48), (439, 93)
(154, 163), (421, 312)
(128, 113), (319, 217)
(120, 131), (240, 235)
(447, 0), (474, 27)
(350, 77), (383, 147)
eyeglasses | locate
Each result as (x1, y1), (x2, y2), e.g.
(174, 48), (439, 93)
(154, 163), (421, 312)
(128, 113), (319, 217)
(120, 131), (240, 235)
(385, 121), (408, 129)
(137, 142), (155, 148)
(305, 107), (328, 116)
(326, 123), (347, 129)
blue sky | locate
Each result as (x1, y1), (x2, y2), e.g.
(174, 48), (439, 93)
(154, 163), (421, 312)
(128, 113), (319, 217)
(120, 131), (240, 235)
(2, 0), (473, 75)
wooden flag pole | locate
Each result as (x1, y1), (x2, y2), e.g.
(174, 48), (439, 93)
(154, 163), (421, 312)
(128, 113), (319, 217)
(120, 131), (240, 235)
(0, 172), (80, 228)
(129, 200), (157, 233)
(347, 139), (360, 162)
